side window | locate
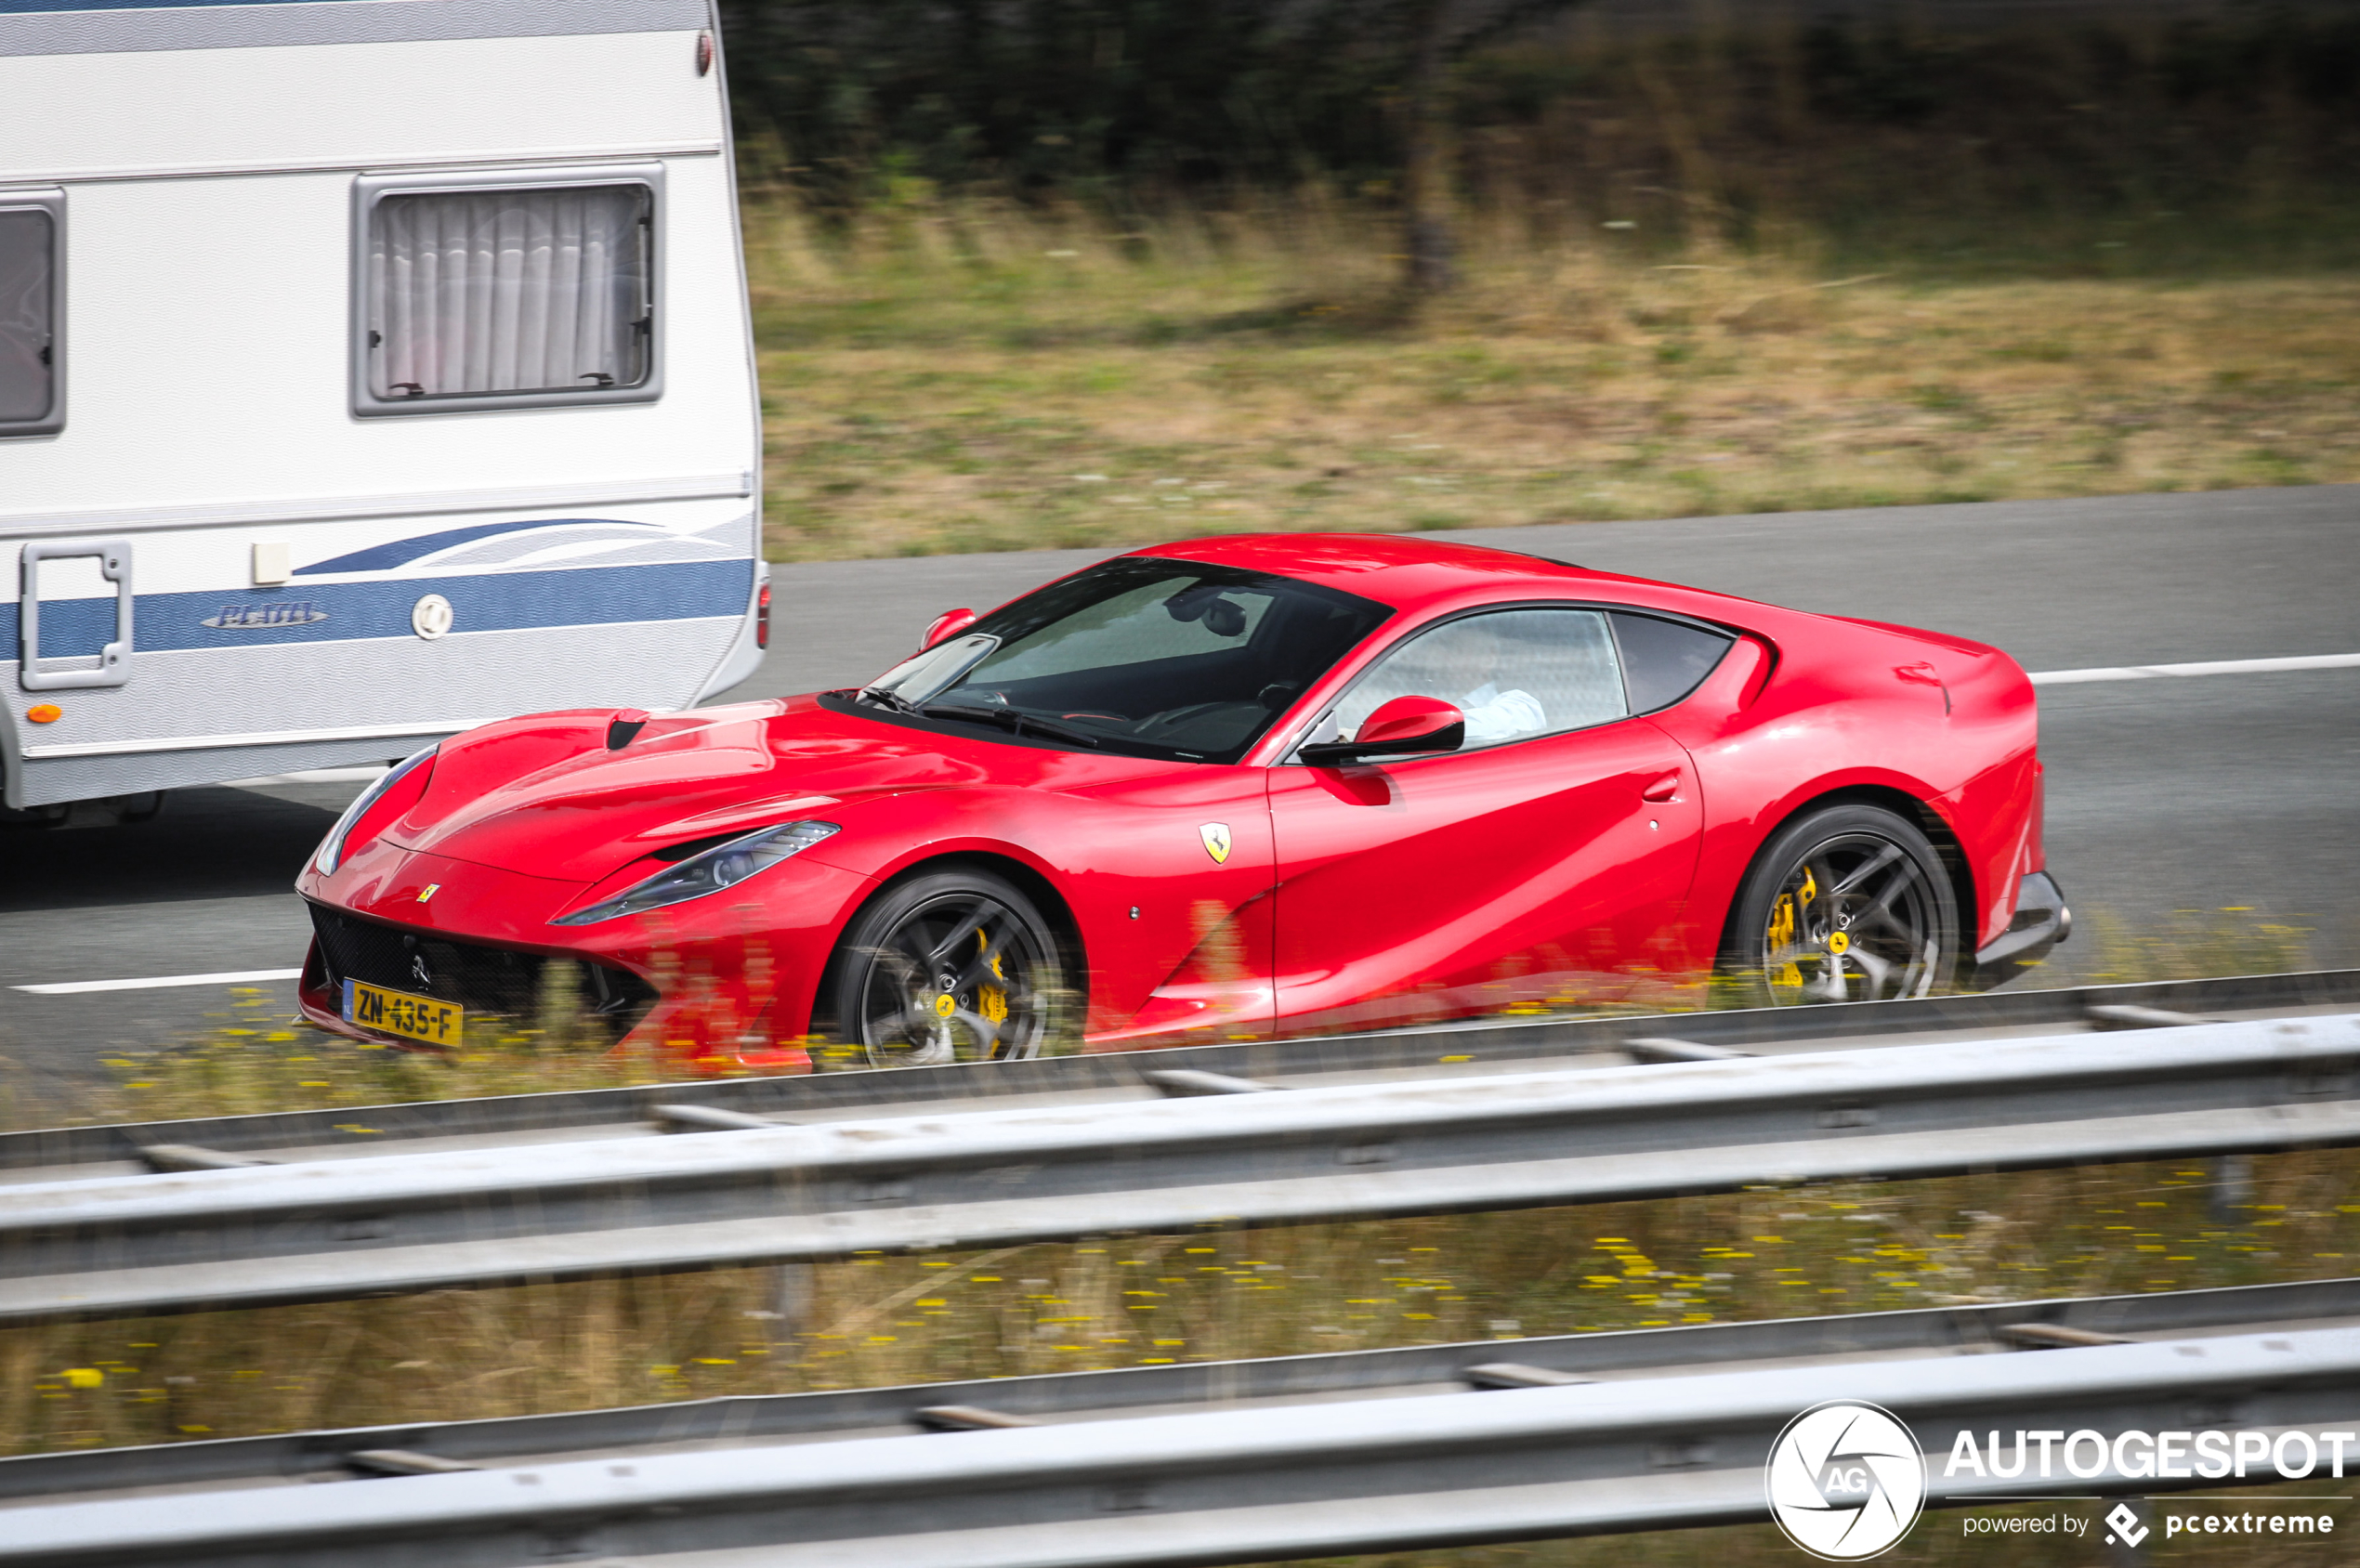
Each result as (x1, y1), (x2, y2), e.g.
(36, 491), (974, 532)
(0, 189), (62, 437)
(1333, 607), (1628, 751)
(354, 167), (659, 415)
(1609, 611), (1735, 713)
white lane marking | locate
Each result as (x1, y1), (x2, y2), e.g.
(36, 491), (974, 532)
(15, 969), (304, 996)
(2030, 651), (2360, 686)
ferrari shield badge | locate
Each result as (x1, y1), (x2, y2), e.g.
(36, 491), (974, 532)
(1199, 822), (1232, 865)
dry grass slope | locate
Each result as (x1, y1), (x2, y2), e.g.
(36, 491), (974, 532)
(745, 200), (2360, 564)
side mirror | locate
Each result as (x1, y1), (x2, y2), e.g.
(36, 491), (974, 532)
(918, 608), (977, 651)
(1298, 695), (1465, 766)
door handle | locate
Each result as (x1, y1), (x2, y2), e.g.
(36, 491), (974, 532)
(1641, 772), (1682, 803)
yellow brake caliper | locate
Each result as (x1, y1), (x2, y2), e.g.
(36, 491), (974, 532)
(1767, 867), (1817, 989)
(976, 931), (1008, 1026)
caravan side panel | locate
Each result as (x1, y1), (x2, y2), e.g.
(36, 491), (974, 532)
(1, 2), (766, 808)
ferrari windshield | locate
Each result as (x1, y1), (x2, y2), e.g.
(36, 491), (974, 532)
(859, 556), (1392, 764)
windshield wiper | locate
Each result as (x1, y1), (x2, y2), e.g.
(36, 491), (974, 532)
(857, 686), (922, 715)
(920, 703), (1103, 750)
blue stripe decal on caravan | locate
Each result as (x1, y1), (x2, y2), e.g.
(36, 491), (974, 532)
(0, 558), (753, 659)
(295, 518), (653, 577)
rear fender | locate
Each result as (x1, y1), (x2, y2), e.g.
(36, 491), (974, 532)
(1652, 635), (2017, 965)
(1925, 642), (2041, 949)
(1692, 771), (1972, 962)
(1692, 608), (2037, 959)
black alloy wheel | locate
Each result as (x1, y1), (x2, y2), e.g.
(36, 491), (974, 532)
(829, 869), (1066, 1067)
(1722, 804), (1960, 1007)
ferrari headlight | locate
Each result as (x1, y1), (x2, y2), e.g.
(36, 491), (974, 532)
(553, 820), (841, 926)
(312, 745), (437, 876)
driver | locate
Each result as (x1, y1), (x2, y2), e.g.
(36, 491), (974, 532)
(1443, 618), (1547, 743)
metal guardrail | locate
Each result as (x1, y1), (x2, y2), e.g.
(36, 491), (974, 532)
(3, 1010), (2355, 1322)
(8, 967), (2353, 1177)
(7, 1276), (2356, 1568)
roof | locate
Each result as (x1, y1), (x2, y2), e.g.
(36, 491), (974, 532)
(1133, 531), (1601, 607)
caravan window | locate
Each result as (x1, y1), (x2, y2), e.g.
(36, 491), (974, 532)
(0, 190), (62, 437)
(354, 167), (661, 415)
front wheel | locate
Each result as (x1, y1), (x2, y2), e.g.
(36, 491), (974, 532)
(1720, 804), (1960, 1008)
(826, 869), (1067, 1067)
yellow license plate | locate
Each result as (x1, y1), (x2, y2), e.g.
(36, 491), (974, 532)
(342, 978), (464, 1046)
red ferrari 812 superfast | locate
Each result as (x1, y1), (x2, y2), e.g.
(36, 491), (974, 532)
(296, 533), (2067, 1069)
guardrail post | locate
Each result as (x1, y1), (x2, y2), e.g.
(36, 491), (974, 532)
(771, 1261), (816, 1331)
(2209, 1154), (2255, 1220)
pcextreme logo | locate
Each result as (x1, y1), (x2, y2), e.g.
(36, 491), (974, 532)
(1765, 1401), (1928, 1561)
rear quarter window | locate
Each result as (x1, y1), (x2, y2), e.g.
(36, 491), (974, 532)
(1609, 611), (1735, 713)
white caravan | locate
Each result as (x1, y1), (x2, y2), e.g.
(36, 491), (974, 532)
(1, 0), (766, 825)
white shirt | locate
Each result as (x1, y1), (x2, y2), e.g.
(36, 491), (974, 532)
(1457, 681), (1548, 742)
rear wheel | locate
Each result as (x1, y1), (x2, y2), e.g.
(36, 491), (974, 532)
(827, 869), (1066, 1067)
(1721, 804), (1960, 1007)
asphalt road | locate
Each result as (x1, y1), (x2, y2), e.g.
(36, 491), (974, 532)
(4, 485), (2354, 1104)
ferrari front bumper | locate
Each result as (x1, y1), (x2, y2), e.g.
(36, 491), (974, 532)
(1969, 869), (2071, 989)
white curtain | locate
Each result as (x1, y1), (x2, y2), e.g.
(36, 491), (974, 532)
(370, 185), (648, 399)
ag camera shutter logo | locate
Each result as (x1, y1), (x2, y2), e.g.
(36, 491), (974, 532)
(1765, 1400), (1926, 1560)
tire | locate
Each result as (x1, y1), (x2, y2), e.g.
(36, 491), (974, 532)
(826, 869), (1067, 1068)
(1719, 804), (1961, 1008)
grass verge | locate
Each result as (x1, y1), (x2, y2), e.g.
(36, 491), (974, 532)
(746, 199), (2360, 564)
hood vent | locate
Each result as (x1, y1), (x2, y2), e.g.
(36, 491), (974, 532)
(606, 709), (651, 750)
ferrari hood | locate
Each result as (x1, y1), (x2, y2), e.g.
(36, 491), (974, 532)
(380, 697), (1161, 883)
